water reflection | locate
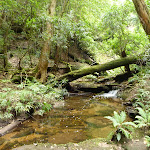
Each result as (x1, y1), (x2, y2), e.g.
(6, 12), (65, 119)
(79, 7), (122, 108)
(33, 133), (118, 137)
(0, 94), (124, 149)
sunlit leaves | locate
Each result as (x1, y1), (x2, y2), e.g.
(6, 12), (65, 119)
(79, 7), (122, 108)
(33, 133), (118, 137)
(99, 0), (148, 57)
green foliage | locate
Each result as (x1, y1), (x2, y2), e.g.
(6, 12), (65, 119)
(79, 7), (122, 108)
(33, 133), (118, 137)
(134, 106), (150, 128)
(50, 12), (95, 56)
(145, 136), (150, 148)
(0, 80), (68, 120)
(135, 89), (150, 105)
(105, 111), (136, 142)
(127, 51), (150, 143)
(130, 64), (150, 108)
(97, 0), (148, 59)
(1, 0), (148, 67)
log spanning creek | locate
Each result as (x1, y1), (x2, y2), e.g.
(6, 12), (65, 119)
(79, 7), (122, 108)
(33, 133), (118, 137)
(0, 91), (126, 149)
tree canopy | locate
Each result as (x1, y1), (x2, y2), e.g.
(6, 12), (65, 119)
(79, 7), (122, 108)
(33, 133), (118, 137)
(0, 0), (149, 80)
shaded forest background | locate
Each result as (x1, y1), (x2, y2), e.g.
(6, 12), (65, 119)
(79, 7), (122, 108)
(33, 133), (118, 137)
(0, 0), (150, 82)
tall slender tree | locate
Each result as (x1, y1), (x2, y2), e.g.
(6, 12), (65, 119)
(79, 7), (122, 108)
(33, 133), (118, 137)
(36, 0), (56, 83)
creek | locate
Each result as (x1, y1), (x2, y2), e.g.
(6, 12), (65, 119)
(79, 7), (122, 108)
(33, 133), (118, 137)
(0, 92), (125, 150)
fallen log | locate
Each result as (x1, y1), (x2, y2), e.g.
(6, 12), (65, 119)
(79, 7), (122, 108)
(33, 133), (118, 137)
(0, 117), (28, 137)
(56, 56), (137, 82)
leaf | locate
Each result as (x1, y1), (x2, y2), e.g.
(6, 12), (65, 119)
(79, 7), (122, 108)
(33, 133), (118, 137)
(104, 116), (119, 127)
(116, 132), (121, 141)
(120, 111), (126, 123)
(120, 128), (131, 139)
(137, 107), (147, 119)
(42, 102), (52, 112)
(135, 115), (146, 122)
(145, 136), (150, 147)
(122, 122), (137, 128)
(124, 125), (134, 132)
(136, 102), (145, 108)
(113, 111), (120, 123)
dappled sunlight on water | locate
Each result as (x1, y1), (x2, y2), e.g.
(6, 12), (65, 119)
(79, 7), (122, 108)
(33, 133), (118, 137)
(0, 94), (125, 150)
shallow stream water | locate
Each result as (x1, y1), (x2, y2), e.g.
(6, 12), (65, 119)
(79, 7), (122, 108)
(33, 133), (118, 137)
(0, 93), (125, 150)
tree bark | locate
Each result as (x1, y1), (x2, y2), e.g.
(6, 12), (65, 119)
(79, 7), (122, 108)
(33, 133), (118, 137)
(132, 0), (150, 38)
(36, 0), (56, 83)
(0, 12), (9, 71)
(3, 30), (9, 70)
(53, 45), (60, 72)
(121, 50), (131, 72)
(56, 56), (137, 82)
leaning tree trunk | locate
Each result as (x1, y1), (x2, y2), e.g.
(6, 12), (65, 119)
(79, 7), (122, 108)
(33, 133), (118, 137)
(36, 0), (56, 83)
(56, 56), (137, 82)
(132, 0), (150, 38)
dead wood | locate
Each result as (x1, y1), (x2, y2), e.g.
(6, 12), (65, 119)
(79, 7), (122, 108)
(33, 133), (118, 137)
(56, 56), (137, 83)
(0, 117), (28, 137)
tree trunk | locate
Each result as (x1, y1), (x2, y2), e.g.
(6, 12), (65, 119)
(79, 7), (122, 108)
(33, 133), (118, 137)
(56, 56), (137, 82)
(36, 0), (56, 83)
(3, 30), (9, 70)
(0, 12), (9, 71)
(53, 45), (60, 72)
(121, 50), (130, 72)
(132, 0), (150, 38)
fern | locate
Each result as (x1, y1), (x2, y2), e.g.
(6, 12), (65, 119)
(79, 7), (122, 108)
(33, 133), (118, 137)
(145, 136), (150, 147)
(0, 79), (68, 120)
(134, 107), (150, 128)
(105, 111), (136, 142)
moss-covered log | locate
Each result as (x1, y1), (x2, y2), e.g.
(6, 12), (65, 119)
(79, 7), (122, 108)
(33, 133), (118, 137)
(57, 56), (137, 82)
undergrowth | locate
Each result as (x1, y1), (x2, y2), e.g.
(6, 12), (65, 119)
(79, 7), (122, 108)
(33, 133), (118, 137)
(0, 79), (68, 120)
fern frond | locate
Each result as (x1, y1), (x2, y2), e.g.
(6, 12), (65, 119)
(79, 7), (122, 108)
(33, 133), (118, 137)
(122, 122), (137, 128)
(120, 111), (126, 123)
(120, 128), (132, 139)
(136, 102), (145, 108)
(104, 116), (119, 127)
(137, 107), (147, 119)
(135, 115), (147, 122)
(116, 132), (121, 141)
(113, 111), (121, 123)
(123, 125), (134, 132)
